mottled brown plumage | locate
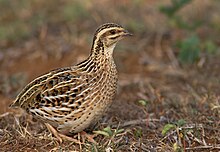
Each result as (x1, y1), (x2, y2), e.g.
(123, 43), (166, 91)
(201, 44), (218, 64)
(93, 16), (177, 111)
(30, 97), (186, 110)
(10, 23), (132, 135)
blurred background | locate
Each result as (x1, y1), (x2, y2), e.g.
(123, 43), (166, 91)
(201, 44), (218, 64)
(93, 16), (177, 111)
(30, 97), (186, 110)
(0, 0), (219, 151)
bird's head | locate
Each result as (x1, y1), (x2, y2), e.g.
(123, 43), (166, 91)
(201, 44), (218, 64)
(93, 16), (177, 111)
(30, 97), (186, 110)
(92, 23), (132, 57)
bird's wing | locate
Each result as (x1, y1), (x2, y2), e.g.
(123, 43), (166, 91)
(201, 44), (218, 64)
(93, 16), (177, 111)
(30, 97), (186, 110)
(10, 67), (91, 112)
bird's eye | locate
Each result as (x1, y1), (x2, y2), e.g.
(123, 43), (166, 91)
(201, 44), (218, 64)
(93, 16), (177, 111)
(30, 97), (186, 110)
(109, 30), (116, 35)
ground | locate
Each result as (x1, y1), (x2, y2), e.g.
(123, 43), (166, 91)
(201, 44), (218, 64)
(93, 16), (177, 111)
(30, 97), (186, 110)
(0, 0), (219, 151)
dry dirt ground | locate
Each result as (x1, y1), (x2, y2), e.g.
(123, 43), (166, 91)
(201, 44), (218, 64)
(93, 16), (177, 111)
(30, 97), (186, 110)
(0, 0), (220, 151)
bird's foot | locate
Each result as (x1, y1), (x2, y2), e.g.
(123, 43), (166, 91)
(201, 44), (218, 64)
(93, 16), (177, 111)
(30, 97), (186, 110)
(79, 131), (97, 144)
(45, 123), (81, 144)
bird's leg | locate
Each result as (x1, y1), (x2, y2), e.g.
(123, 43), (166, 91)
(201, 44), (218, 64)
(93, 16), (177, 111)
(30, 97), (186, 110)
(79, 131), (97, 144)
(45, 123), (81, 144)
(45, 123), (62, 143)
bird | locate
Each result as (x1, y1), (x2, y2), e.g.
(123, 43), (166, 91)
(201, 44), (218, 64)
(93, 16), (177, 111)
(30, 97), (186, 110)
(10, 23), (132, 143)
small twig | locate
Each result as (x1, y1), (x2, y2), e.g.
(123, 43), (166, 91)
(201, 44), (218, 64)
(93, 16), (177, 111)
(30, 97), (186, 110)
(112, 118), (160, 128)
(161, 129), (177, 141)
(185, 145), (220, 150)
(0, 112), (11, 118)
(187, 131), (204, 145)
(201, 125), (207, 146)
(176, 126), (182, 147)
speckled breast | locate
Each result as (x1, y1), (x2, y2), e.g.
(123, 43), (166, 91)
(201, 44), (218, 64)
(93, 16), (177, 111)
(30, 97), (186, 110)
(58, 59), (118, 134)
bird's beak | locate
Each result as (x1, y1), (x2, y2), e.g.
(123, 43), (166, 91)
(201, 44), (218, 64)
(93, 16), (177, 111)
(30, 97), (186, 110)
(122, 30), (133, 37)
